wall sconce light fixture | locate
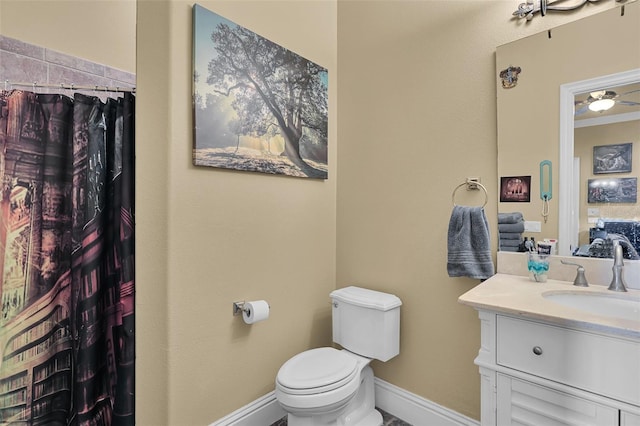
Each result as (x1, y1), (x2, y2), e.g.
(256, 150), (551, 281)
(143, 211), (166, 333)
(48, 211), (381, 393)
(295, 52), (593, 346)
(513, 0), (625, 21)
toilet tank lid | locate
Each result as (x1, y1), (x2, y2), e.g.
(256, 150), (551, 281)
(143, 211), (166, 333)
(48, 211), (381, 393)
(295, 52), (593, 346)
(330, 286), (402, 311)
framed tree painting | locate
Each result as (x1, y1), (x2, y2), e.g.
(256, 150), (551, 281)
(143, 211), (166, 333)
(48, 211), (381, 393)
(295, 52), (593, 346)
(193, 4), (328, 179)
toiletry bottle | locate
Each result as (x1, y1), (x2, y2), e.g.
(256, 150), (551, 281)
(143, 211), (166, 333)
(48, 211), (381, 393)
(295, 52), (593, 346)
(524, 237), (533, 252)
(518, 238), (527, 252)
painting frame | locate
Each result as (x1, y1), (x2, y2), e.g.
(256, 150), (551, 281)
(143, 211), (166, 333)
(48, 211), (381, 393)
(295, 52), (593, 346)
(500, 176), (531, 202)
(593, 143), (632, 174)
(587, 177), (637, 204)
(192, 4), (329, 179)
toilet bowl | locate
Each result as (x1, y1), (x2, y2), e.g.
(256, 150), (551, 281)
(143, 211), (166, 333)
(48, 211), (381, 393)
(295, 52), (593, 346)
(275, 286), (402, 426)
(275, 348), (381, 425)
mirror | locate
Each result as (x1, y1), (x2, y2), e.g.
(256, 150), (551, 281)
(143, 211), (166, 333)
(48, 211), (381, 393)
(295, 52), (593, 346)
(559, 71), (640, 257)
(496, 2), (640, 257)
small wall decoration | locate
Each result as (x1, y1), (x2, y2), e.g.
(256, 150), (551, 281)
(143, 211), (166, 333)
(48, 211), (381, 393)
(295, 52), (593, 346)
(499, 66), (521, 89)
(500, 176), (531, 202)
(587, 177), (637, 203)
(593, 143), (632, 174)
(192, 4), (329, 179)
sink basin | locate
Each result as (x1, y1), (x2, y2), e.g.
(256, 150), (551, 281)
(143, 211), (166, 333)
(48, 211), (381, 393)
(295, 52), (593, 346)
(543, 292), (640, 322)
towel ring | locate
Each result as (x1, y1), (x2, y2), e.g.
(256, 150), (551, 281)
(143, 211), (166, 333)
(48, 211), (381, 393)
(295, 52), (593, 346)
(452, 181), (488, 208)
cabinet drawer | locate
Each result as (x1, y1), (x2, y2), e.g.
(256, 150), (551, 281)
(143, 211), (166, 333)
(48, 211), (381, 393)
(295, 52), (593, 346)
(497, 374), (618, 426)
(497, 315), (640, 406)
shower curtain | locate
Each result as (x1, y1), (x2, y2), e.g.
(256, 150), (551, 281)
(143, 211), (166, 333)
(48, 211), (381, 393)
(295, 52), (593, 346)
(0, 90), (135, 426)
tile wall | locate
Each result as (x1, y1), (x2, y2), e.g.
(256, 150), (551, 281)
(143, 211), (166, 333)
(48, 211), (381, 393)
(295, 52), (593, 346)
(0, 35), (135, 100)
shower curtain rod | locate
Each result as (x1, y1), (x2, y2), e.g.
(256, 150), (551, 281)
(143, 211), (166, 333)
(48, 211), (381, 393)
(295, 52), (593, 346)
(4, 80), (136, 93)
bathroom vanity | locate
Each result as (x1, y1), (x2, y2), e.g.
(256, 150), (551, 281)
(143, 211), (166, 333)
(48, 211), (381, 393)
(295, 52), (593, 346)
(459, 273), (640, 426)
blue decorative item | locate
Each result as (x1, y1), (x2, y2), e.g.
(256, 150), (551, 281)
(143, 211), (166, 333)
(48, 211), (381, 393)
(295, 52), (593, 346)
(540, 160), (552, 223)
(527, 252), (550, 282)
(540, 160), (552, 201)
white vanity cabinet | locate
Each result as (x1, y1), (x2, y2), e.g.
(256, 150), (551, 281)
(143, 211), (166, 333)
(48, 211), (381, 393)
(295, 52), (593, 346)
(474, 311), (640, 426)
(496, 374), (618, 425)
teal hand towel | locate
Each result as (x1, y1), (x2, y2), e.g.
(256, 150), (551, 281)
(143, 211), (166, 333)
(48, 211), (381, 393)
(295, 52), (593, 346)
(447, 206), (495, 280)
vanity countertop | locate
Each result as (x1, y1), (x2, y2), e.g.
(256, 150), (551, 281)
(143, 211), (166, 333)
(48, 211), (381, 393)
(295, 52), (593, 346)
(458, 273), (640, 339)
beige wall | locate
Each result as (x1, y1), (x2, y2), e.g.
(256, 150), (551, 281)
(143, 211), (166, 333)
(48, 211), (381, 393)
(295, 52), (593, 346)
(0, 0), (136, 73)
(137, 1), (338, 424)
(335, 1), (629, 419)
(2, 0), (633, 423)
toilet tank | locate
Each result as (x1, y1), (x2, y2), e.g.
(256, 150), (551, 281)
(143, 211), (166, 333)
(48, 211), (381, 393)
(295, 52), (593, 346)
(330, 286), (402, 362)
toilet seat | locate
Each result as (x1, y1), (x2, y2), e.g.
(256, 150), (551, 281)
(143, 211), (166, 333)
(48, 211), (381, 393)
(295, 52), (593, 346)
(276, 347), (359, 395)
(275, 348), (366, 412)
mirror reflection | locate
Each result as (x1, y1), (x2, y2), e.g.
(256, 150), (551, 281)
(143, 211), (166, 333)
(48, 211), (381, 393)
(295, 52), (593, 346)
(496, 2), (640, 259)
(572, 82), (640, 259)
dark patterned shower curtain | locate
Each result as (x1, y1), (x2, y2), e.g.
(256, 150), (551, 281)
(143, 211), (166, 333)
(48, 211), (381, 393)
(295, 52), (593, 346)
(0, 90), (135, 426)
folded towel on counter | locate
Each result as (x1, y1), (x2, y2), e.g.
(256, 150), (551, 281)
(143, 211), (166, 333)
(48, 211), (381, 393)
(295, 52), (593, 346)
(498, 239), (521, 248)
(498, 222), (525, 233)
(499, 246), (520, 252)
(498, 212), (524, 224)
(499, 232), (522, 240)
(447, 206), (495, 280)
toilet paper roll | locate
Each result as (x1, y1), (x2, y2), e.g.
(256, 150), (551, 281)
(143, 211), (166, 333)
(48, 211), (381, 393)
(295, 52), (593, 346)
(242, 300), (270, 324)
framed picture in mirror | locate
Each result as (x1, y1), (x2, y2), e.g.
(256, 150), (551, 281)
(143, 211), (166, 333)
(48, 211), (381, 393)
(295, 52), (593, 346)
(500, 176), (531, 202)
(587, 177), (637, 203)
(593, 143), (632, 174)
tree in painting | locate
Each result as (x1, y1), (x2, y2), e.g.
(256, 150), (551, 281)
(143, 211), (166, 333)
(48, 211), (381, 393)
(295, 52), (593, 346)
(194, 6), (328, 179)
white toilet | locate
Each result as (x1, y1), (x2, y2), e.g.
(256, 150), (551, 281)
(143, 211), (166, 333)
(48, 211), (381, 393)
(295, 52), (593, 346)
(275, 286), (402, 426)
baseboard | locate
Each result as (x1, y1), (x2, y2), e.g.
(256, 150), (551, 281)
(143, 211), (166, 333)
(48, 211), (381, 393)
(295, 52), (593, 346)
(208, 391), (285, 426)
(209, 379), (480, 426)
(374, 378), (480, 426)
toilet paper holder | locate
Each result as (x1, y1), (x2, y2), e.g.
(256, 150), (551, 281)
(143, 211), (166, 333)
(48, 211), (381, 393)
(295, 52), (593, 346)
(233, 300), (270, 324)
(232, 301), (249, 316)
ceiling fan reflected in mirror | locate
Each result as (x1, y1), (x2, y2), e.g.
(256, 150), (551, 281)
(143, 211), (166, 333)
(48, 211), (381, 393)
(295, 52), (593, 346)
(575, 87), (640, 116)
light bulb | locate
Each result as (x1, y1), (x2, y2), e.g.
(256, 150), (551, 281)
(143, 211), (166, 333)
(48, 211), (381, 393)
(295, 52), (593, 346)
(589, 98), (615, 112)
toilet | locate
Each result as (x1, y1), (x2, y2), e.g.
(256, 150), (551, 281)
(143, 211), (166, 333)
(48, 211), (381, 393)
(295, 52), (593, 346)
(275, 286), (402, 426)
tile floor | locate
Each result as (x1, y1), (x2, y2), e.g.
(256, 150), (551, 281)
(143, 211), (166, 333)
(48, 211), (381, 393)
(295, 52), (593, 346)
(270, 409), (412, 425)
(380, 409), (412, 426)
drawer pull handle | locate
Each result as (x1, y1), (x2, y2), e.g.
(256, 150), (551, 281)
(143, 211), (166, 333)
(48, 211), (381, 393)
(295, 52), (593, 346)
(532, 346), (543, 356)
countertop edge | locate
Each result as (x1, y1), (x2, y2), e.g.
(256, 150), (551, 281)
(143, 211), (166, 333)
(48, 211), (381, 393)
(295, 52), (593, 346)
(458, 273), (640, 340)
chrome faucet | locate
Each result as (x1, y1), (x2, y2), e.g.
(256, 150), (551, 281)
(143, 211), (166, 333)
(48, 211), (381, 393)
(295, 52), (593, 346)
(608, 242), (628, 292)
